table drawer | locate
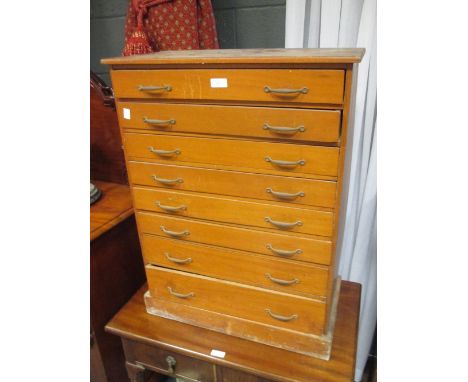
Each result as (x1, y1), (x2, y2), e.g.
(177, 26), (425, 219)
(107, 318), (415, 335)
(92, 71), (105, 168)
(142, 235), (329, 297)
(133, 186), (333, 237)
(136, 212), (333, 265)
(112, 69), (345, 105)
(146, 266), (327, 335)
(123, 339), (215, 382)
(128, 162), (337, 209)
(118, 102), (342, 143)
(124, 133), (339, 177)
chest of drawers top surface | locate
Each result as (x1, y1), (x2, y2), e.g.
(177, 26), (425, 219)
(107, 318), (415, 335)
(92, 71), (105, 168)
(103, 48), (363, 360)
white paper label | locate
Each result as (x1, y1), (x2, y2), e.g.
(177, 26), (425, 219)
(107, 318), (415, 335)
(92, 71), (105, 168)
(123, 108), (131, 120)
(210, 78), (228, 88)
(210, 349), (226, 358)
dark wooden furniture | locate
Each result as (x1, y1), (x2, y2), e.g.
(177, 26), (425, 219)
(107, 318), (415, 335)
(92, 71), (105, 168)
(106, 280), (361, 382)
(91, 72), (146, 382)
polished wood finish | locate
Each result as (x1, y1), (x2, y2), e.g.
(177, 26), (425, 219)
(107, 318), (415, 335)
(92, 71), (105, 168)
(132, 186), (334, 237)
(103, 49), (363, 359)
(117, 102), (341, 143)
(128, 161), (337, 208)
(141, 235), (328, 297)
(90, 72), (127, 184)
(124, 132), (340, 177)
(137, 211), (333, 265)
(101, 47), (365, 65)
(106, 281), (361, 382)
(90, 181), (146, 382)
(112, 69), (345, 105)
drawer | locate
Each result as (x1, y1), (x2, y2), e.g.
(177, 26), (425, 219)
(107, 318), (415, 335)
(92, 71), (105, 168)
(117, 102), (342, 143)
(112, 69), (345, 105)
(136, 211), (333, 265)
(128, 161), (337, 209)
(124, 133), (339, 177)
(146, 266), (327, 335)
(123, 339), (215, 382)
(142, 235), (329, 297)
(133, 187), (333, 237)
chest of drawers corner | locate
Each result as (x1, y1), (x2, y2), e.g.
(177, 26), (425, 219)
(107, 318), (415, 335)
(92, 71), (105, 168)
(102, 48), (365, 361)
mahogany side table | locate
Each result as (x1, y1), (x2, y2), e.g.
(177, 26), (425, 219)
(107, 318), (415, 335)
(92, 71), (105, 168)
(106, 281), (361, 382)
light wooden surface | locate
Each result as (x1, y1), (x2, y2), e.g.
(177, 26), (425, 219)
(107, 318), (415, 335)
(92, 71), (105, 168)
(101, 48), (365, 65)
(136, 211), (333, 265)
(146, 266), (326, 335)
(90, 181), (134, 241)
(117, 102), (342, 143)
(124, 132), (340, 177)
(106, 280), (361, 382)
(127, 161), (337, 208)
(132, 186), (334, 237)
(141, 235), (329, 298)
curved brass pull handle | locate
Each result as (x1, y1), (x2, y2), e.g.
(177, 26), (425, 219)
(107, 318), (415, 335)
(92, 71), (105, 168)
(265, 308), (298, 322)
(167, 286), (194, 299)
(143, 117), (176, 125)
(265, 273), (299, 286)
(265, 157), (306, 168)
(138, 85), (172, 92)
(160, 225), (190, 238)
(156, 201), (186, 212)
(264, 86), (308, 94)
(263, 123), (305, 134)
(165, 252), (192, 264)
(265, 217), (303, 229)
(148, 147), (181, 156)
(266, 244), (303, 257)
(152, 175), (183, 185)
(166, 355), (177, 374)
(266, 188), (305, 200)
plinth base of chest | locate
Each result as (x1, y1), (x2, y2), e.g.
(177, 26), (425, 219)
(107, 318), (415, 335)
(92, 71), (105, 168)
(143, 278), (341, 361)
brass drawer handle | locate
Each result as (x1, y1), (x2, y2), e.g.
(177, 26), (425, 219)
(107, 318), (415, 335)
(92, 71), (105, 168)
(152, 175), (183, 185)
(265, 308), (298, 322)
(266, 188), (305, 200)
(138, 85), (172, 92)
(265, 273), (299, 286)
(143, 117), (176, 125)
(148, 147), (181, 156)
(160, 225), (190, 238)
(265, 156), (306, 168)
(265, 217), (303, 229)
(263, 123), (305, 134)
(167, 286), (194, 299)
(264, 86), (308, 94)
(165, 252), (192, 264)
(166, 355), (176, 374)
(266, 244), (303, 257)
(156, 201), (187, 212)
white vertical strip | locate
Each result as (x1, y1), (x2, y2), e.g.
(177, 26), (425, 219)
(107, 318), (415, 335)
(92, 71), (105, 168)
(319, 0), (342, 47)
(306, 0), (322, 48)
(338, 0), (364, 47)
(285, 0), (307, 48)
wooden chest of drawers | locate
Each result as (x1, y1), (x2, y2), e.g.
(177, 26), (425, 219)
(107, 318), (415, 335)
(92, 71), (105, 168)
(102, 48), (364, 361)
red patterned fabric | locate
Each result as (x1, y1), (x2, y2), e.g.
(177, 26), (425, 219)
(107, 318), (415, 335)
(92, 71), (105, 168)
(123, 0), (219, 56)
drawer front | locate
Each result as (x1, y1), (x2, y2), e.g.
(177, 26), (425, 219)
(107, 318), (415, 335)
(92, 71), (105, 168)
(124, 133), (339, 177)
(133, 187), (333, 237)
(146, 266), (327, 335)
(136, 212), (332, 265)
(117, 102), (341, 143)
(112, 69), (345, 105)
(123, 339), (215, 382)
(128, 161), (337, 209)
(142, 235), (329, 297)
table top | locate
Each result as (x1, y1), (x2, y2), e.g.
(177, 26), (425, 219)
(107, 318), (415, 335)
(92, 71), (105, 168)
(90, 180), (133, 241)
(106, 281), (361, 382)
